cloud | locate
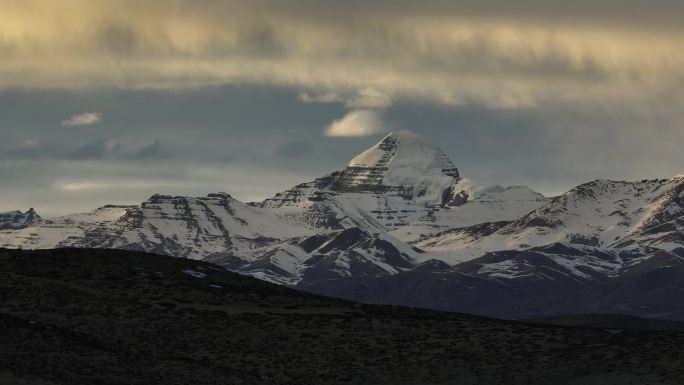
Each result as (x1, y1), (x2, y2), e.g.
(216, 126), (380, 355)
(321, 88), (392, 137)
(69, 139), (166, 160)
(19, 138), (40, 149)
(325, 109), (387, 137)
(62, 112), (102, 127)
(298, 92), (344, 103)
(275, 140), (314, 159)
(0, 157), (322, 217)
(57, 180), (186, 192)
(69, 140), (107, 160)
(345, 88), (392, 109)
(300, 88), (391, 109)
(1, 0), (684, 113)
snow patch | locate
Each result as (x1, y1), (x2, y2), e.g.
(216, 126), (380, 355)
(183, 269), (207, 279)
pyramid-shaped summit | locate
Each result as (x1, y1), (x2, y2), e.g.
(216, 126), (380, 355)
(331, 130), (460, 194)
(259, 130), (469, 220)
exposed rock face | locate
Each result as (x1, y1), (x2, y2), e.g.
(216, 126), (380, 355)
(0, 208), (41, 230)
(440, 185), (469, 207)
(208, 227), (422, 285)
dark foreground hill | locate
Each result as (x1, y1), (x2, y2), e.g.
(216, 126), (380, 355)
(528, 314), (684, 333)
(2, 248), (684, 385)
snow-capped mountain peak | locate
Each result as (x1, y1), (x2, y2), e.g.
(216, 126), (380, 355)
(334, 131), (460, 202)
(347, 130), (459, 177)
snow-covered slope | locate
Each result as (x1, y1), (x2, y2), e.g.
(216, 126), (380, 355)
(390, 185), (548, 243)
(0, 194), (314, 261)
(0, 208), (41, 230)
(337, 130), (460, 203)
(0, 205), (129, 248)
(208, 227), (421, 285)
(415, 174), (684, 264)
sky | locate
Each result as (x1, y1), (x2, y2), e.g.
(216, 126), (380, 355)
(2, 0), (684, 217)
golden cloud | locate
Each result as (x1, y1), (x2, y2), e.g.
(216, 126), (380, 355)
(1, 0), (684, 109)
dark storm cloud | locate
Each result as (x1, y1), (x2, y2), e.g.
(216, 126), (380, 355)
(69, 140), (108, 160)
(2, 0), (683, 111)
(66, 140), (168, 161)
(94, 24), (139, 56)
(133, 141), (164, 160)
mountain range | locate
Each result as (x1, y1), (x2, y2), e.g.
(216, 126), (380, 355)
(3, 130), (684, 320)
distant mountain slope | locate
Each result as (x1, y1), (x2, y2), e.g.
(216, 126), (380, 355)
(415, 174), (684, 262)
(0, 208), (41, 230)
(2, 248), (684, 385)
(300, 243), (684, 320)
(206, 227), (421, 285)
(0, 193), (313, 260)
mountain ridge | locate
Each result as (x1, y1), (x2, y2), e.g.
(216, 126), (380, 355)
(2, 130), (684, 320)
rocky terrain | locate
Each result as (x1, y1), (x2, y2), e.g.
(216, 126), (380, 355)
(527, 314), (684, 332)
(2, 248), (684, 385)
